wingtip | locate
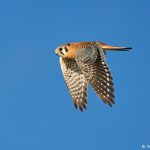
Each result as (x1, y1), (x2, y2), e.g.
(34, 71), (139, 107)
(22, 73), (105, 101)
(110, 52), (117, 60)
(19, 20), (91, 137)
(74, 103), (87, 112)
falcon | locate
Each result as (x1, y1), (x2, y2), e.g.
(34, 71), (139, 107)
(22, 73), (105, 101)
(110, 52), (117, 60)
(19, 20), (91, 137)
(55, 41), (132, 111)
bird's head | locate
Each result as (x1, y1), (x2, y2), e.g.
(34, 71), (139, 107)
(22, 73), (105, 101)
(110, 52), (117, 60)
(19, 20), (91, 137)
(55, 43), (71, 58)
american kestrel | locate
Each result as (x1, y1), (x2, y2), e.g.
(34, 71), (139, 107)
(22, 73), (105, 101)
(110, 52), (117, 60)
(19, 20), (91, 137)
(55, 41), (132, 111)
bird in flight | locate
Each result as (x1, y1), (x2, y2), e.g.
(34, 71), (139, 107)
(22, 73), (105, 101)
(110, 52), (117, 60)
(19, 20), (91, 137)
(55, 41), (132, 111)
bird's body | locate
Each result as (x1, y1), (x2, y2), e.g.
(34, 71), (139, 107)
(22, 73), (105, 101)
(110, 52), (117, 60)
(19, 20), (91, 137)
(55, 41), (131, 111)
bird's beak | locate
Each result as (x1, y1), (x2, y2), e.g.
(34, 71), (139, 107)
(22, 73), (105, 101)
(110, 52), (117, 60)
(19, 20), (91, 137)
(55, 49), (60, 56)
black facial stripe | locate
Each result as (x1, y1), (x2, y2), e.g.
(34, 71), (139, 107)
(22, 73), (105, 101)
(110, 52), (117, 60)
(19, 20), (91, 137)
(58, 47), (63, 55)
(59, 47), (68, 55)
(60, 50), (64, 55)
(64, 47), (68, 52)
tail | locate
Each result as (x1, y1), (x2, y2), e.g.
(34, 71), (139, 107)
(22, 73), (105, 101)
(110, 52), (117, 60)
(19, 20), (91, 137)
(98, 42), (132, 51)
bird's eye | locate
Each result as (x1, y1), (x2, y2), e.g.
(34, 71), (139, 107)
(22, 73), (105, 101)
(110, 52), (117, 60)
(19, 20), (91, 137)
(58, 47), (63, 55)
(58, 47), (68, 55)
(67, 44), (70, 46)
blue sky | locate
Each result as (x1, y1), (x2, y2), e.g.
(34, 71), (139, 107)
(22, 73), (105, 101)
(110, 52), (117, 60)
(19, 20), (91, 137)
(0, 0), (150, 150)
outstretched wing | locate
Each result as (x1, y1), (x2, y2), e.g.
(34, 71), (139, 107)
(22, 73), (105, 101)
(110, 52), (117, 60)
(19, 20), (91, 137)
(75, 45), (115, 106)
(59, 57), (88, 111)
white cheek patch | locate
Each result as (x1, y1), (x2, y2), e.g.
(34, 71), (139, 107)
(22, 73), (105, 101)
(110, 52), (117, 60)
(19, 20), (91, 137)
(62, 48), (67, 55)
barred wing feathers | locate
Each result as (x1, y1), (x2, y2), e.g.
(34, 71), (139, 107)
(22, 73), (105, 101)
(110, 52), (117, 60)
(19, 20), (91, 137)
(75, 45), (115, 106)
(59, 57), (88, 111)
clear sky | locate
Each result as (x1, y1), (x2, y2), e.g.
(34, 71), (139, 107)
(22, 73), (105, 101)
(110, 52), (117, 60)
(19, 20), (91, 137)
(0, 0), (150, 150)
